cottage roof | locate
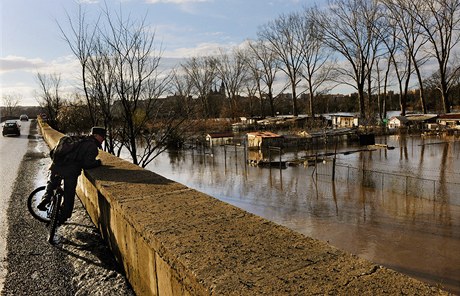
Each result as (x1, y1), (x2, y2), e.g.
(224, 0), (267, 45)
(206, 132), (234, 138)
(390, 116), (408, 122)
(438, 113), (460, 120)
(247, 131), (282, 138)
(329, 114), (357, 118)
(406, 114), (438, 121)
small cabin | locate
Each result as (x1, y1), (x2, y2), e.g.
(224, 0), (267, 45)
(330, 114), (359, 128)
(246, 131), (284, 149)
(437, 113), (460, 129)
(388, 116), (408, 129)
(205, 132), (234, 147)
(406, 114), (438, 129)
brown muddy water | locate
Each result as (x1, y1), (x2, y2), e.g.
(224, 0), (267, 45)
(146, 134), (460, 294)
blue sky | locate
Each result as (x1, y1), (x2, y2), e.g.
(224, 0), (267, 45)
(1, 0), (316, 106)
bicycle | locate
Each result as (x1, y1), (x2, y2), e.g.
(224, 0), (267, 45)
(27, 184), (64, 244)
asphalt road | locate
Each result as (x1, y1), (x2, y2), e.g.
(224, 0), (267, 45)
(0, 119), (29, 290)
(0, 120), (134, 295)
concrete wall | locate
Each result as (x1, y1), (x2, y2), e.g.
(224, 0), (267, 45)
(38, 120), (449, 295)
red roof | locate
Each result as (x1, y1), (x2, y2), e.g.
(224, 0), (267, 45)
(438, 113), (460, 120)
(207, 132), (234, 138)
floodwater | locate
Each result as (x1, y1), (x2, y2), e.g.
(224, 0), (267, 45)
(146, 134), (460, 294)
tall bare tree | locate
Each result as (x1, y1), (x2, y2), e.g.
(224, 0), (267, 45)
(181, 56), (218, 118)
(300, 7), (336, 117)
(377, 12), (412, 116)
(410, 0), (460, 113)
(381, 0), (430, 114)
(84, 35), (119, 155)
(258, 12), (307, 116)
(315, 0), (382, 120)
(58, 5), (99, 126)
(215, 48), (250, 118)
(36, 73), (65, 130)
(170, 68), (195, 118)
(247, 39), (283, 117)
(102, 8), (171, 166)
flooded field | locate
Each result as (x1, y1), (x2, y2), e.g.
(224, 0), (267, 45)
(146, 134), (460, 293)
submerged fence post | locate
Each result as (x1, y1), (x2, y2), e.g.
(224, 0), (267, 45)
(347, 165), (350, 183)
(381, 174), (384, 191)
(405, 175), (408, 196)
(279, 149), (282, 171)
(332, 157), (336, 181)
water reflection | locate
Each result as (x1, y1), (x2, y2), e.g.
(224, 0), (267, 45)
(146, 134), (460, 293)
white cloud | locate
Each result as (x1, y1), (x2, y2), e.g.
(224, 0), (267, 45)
(0, 56), (46, 73)
(0, 55), (82, 106)
(163, 42), (229, 58)
(145, 0), (212, 14)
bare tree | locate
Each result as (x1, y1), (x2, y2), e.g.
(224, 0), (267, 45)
(181, 56), (218, 118)
(377, 12), (412, 116)
(374, 22), (399, 120)
(300, 7), (336, 117)
(56, 95), (93, 134)
(247, 39), (283, 117)
(315, 0), (382, 119)
(36, 73), (66, 130)
(58, 4), (124, 155)
(215, 48), (250, 118)
(410, 0), (460, 113)
(243, 43), (265, 117)
(58, 5), (99, 126)
(1, 94), (20, 117)
(85, 34), (121, 155)
(102, 8), (171, 166)
(170, 68), (195, 118)
(258, 12), (307, 116)
(59, 4), (188, 167)
(381, 0), (430, 114)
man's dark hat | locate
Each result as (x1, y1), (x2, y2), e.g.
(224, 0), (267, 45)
(91, 127), (106, 137)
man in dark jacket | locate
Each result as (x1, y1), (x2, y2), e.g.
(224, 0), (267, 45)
(38, 127), (106, 224)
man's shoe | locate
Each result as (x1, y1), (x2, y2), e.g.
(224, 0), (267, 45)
(37, 195), (51, 211)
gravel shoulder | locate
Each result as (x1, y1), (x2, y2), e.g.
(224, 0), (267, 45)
(2, 121), (134, 296)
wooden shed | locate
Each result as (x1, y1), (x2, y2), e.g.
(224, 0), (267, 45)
(388, 116), (408, 129)
(437, 113), (460, 129)
(205, 132), (234, 147)
(330, 114), (359, 128)
(246, 131), (284, 149)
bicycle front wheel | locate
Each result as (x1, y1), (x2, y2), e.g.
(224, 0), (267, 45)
(48, 193), (62, 244)
(27, 186), (50, 223)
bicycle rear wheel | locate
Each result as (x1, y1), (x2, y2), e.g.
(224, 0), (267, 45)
(48, 192), (62, 244)
(27, 186), (50, 223)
